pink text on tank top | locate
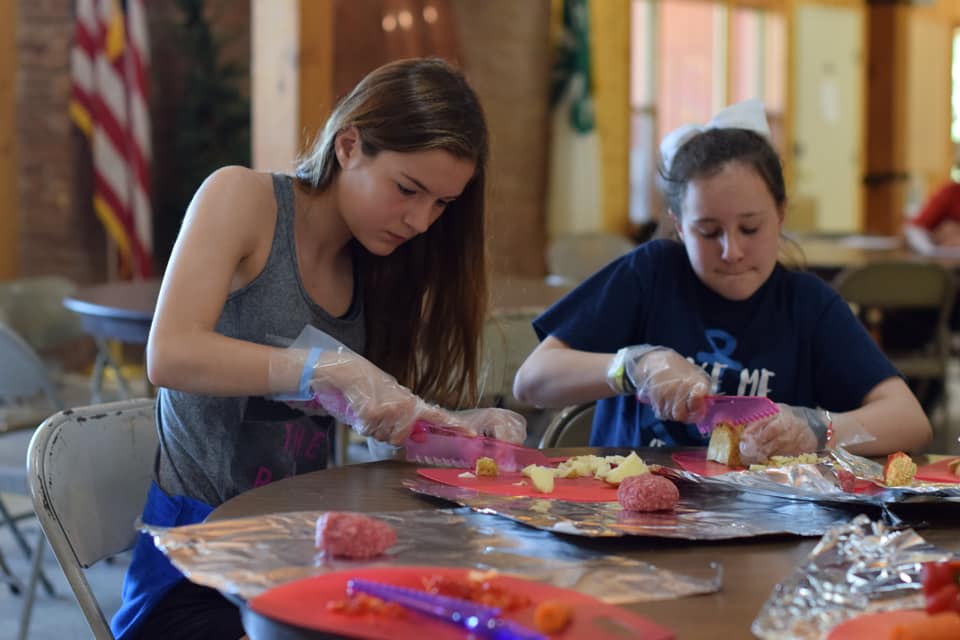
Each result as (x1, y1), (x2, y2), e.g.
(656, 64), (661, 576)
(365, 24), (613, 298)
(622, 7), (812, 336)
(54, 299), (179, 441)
(252, 421), (327, 488)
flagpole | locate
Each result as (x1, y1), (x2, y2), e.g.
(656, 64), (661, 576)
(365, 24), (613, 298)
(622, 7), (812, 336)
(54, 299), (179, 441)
(106, 233), (119, 280)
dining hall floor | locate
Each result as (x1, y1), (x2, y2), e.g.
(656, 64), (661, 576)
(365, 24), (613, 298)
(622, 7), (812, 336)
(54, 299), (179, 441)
(2, 365), (960, 639)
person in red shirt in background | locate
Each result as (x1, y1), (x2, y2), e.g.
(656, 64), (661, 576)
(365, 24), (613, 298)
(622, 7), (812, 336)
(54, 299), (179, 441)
(900, 179), (960, 417)
(910, 181), (960, 246)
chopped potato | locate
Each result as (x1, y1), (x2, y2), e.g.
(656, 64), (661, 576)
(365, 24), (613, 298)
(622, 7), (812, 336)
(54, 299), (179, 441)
(529, 466), (555, 493)
(523, 452), (651, 491)
(593, 461), (612, 480)
(603, 451), (649, 486)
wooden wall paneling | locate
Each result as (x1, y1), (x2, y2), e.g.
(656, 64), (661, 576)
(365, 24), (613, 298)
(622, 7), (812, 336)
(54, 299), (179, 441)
(332, 0), (389, 100)
(452, 0), (552, 277)
(0, 0), (18, 279)
(864, 1), (955, 234)
(905, 9), (952, 193)
(865, 4), (908, 235)
(783, 2), (796, 213)
(331, 1), (461, 101)
(298, 0), (334, 152)
(590, 0), (631, 235)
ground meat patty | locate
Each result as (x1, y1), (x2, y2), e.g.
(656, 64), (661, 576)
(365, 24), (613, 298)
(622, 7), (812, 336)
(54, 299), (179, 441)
(315, 512), (397, 559)
(617, 474), (679, 512)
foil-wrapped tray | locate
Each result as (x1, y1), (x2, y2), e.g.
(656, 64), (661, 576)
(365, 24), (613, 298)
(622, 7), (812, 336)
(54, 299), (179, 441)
(662, 449), (960, 506)
(146, 508), (721, 604)
(404, 477), (862, 539)
(752, 514), (957, 639)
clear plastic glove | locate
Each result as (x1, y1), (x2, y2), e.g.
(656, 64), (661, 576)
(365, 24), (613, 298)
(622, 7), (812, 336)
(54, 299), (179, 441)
(269, 326), (526, 445)
(739, 404), (877, 464)
(446, 408), (527, 444)
(620, 346), (711, 423)
(738, 404), (826, 464)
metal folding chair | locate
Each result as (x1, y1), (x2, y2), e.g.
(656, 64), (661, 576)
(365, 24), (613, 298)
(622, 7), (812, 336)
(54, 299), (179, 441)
(480, 308), (544, 411)
(833, 261), (955, 437)
(0, 321), (62, 639)
(538, 402), (597, 448)
(26, 398), (157, 639)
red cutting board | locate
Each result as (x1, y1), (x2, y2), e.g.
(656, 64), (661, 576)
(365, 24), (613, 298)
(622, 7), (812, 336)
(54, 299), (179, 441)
(417, 467), (619, 502)
(826, 610), (941, 639)
(248, 566), (675, 640)
(915, 457), (960, 484)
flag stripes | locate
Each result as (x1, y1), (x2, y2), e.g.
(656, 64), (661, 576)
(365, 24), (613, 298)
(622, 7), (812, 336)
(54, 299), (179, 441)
(70, 0), (154, 278)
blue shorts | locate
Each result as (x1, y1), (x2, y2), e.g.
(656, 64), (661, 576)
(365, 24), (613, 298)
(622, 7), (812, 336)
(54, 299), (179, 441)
(110, 482), (214, 639)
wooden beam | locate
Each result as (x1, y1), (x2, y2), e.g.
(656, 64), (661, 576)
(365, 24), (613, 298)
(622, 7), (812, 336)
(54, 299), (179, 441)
(251, 0), (300, 171)
(590, 0), (631, 234)
(0, 0), (18, 279)
(298, 0), (334, 153)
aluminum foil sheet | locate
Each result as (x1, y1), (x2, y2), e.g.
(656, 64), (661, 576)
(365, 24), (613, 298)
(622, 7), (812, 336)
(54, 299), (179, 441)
(146, 508), (721, 604)
(752, 514), (957, 639)
(404, 477), (859, 539)
(659, 450), (960, 506)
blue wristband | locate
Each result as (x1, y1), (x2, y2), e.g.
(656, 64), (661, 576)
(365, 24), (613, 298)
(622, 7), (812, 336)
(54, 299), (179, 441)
(298, 347), (322, 399)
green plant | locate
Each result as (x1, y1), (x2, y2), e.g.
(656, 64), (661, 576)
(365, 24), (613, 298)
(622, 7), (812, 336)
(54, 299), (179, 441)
(155, 0), (250, 268)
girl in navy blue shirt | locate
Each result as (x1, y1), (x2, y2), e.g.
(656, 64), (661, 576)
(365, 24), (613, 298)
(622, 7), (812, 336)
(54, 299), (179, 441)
(514, 99), (931, 463)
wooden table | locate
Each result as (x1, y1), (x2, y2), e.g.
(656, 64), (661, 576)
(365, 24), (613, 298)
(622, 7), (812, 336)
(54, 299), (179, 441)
(791, 234), (960, 281)
(62, 278), (160, 344)
(62, 278), (161, 401)
(208, 449), (960, 639)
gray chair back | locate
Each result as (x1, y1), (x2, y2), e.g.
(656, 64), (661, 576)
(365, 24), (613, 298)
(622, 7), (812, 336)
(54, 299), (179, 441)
(0, 321), (63, 417)
(833, 261), (955, 429)
(0, 276), (83, 352)
(538, 402), (597, 448)
(27, 398), (157, 639)
(480, 309), (543, 409)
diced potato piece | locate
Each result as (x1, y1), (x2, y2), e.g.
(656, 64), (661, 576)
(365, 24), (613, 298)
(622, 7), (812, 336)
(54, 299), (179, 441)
(593, 461), (612, 480)
(567, 460), (588, 478)
(529, 466), (555, 493)
(554, 462), (579, 478)
(603, 451), (649, 485)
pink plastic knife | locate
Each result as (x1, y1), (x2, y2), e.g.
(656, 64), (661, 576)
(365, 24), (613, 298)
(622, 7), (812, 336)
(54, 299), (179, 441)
(694, 395), (779, 436)
(404, 421), (551, 471)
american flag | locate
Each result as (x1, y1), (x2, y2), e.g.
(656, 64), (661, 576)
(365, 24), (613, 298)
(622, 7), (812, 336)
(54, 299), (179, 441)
(69, 0), (154, 278)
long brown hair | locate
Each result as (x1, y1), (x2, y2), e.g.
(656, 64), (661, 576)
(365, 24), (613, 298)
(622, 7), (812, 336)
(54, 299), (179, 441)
(295, 58), (488, 408)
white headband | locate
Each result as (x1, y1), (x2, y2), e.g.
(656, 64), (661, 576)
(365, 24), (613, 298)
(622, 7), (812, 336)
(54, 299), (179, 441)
(659, 98), (771, 174)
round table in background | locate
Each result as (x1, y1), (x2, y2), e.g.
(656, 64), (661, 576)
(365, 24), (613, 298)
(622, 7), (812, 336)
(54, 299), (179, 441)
(62, 278), (161, 401)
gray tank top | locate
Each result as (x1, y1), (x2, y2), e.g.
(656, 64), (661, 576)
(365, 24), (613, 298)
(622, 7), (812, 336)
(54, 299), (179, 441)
(155, 173), (366, 506)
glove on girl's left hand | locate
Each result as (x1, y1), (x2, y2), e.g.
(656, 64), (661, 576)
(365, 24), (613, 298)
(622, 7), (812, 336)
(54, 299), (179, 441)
(738, 404), (828, 465)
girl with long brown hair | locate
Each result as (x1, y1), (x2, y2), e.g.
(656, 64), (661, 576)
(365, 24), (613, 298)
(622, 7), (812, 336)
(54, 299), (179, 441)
(113, 58), (524, 640)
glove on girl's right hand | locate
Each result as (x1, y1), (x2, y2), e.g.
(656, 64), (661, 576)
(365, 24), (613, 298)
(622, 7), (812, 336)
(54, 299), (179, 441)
(624, 346), (711, 423)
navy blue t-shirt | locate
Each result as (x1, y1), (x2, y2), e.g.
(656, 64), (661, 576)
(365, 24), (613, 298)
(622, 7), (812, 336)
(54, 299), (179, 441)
(533, 239), (899, 448)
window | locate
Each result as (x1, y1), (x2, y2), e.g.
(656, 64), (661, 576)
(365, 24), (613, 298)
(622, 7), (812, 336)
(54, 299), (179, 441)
(629, 0), (786, 224)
